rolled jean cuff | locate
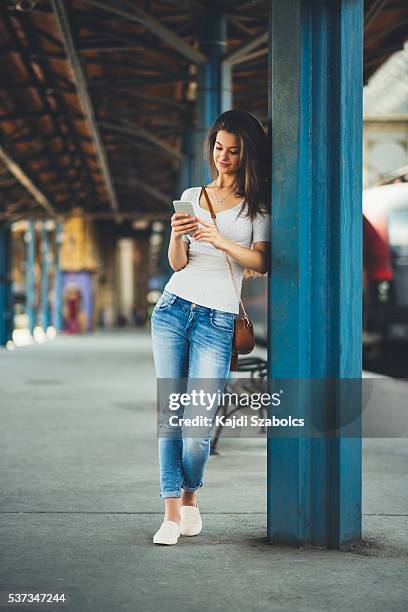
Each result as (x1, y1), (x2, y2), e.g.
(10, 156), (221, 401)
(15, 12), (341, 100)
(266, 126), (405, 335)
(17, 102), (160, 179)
(182, 482), (203, 493)
(160, 490), (181, 499)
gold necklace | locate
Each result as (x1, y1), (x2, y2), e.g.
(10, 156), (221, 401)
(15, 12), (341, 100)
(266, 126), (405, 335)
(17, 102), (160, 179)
(214, 185), (234, 206)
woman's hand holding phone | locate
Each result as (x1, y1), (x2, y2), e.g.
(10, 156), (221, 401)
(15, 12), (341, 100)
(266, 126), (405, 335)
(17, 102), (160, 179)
(171, 212), (198, 239)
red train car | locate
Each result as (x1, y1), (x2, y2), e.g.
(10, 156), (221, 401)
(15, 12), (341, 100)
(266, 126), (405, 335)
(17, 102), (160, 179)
(363, 181), (408, 344)
(243, 180), (408, 347)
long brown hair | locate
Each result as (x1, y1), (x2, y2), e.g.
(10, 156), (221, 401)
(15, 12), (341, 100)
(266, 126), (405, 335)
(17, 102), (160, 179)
(203, 109), (271, 221)
(203, 110), (271, 278)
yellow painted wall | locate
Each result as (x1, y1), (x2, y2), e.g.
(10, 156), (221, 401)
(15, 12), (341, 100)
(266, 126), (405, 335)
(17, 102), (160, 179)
(60, 209), (98, 271)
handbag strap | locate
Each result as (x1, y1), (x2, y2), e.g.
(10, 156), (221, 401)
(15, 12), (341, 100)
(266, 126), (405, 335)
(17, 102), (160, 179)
(200, 185), (250, 322)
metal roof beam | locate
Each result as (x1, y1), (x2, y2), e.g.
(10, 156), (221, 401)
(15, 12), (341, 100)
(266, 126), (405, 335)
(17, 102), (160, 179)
(90, 75), (190, 88)
(0, 145), (55, 216)
(364, 0), (388, 30)
(229, 47), (268, 68)
(115, 177), (170, 206)
(227, 16), (253, 36)
(100, 91), (188, 111)
(84, 55), (185, 76)
(100, 120), (183, 161)
(82, 0), (207, 64)
(107, 135), (172, 157)
(72, 10), (130, 22)
(78, 44), (143, 52)
(51, 0), (119, 212)
(78, 33), (189, 62)
(365, 15), (408, 43)
(223, 31), (267, 65)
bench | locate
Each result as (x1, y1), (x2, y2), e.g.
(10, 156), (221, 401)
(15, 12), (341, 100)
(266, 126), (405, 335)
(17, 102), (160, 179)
(210, 356), (268, 454)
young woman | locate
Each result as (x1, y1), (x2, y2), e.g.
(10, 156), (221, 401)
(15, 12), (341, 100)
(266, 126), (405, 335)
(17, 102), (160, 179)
(150, 109), (271, 545)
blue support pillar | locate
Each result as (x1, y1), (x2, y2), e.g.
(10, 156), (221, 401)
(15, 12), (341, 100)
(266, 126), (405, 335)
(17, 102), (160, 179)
(26, 219), (36, 335)
(221, 62), (232, 111)
(0, 221), (13, 346)
(193, 0), (231, 186)
(53, 222), (64, 332)
(267, 0), (363, 548)
(40, 222), (51, 330)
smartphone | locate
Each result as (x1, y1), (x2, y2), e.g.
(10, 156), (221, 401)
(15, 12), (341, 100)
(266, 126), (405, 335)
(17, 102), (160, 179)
(173, 201), (195, 217)
(173, 201), (197, 237)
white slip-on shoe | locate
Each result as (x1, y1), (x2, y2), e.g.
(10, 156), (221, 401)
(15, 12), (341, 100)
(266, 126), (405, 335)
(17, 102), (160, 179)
(153, 520), (181, 545)
(180, 505), (202, 536)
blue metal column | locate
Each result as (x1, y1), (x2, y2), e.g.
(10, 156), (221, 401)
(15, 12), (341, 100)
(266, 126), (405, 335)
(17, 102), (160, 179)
(221, 62), (232, 112)
(53, 222), (64, 332)
(0, 221), (13, 346)
(26, 219), (36, 335)
(40, 222), (51, 330)
(193, 1), (230, 186)
(267, 0), (363, 548)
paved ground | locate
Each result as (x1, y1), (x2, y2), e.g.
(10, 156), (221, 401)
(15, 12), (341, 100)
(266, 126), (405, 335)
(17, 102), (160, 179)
(0, 330), (407, 612)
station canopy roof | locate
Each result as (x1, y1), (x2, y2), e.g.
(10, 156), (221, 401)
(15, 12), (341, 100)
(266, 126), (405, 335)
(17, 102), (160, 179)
(0, 0), (407, 223)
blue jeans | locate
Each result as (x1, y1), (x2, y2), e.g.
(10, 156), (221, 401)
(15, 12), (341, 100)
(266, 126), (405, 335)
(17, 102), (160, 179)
(150, 290), (236, 498)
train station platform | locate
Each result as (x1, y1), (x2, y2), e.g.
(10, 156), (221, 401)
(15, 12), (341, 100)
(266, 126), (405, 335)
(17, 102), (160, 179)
(0, 331), (407, 612)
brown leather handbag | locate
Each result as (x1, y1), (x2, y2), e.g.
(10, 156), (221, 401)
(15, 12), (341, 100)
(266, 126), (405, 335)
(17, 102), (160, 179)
(201, 186), (255, 371)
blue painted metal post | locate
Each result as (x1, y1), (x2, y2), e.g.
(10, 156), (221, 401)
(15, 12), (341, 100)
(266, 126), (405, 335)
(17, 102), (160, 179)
(193, 1), (231, 186)
(0, 221), (13, 346)
(26, 219), (36, 335)
(267, 0), (363, 548)
(40, 222), (51, 330)
(221, 62), (232, 112)
(53, 222), (64, 332)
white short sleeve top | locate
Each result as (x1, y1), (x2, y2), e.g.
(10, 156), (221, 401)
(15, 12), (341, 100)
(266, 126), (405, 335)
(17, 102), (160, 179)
(164, 186), (271, 314)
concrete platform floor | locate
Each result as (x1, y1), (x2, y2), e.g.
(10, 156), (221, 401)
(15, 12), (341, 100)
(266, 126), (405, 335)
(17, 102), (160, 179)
(0, 330), (407, 612)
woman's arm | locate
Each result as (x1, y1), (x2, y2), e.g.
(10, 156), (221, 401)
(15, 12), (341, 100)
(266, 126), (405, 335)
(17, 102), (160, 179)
(193, 216), (270, 274)
(168, 212), (198, 272)
(168, 234), (189, 272)
(222, 240), (270, 274)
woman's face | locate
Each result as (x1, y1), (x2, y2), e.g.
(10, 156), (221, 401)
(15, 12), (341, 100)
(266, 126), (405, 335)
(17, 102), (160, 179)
(213, 130), (241, 177)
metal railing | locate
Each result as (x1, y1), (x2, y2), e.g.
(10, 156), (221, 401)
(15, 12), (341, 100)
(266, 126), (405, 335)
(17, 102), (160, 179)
(210, 356), (268, 454)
